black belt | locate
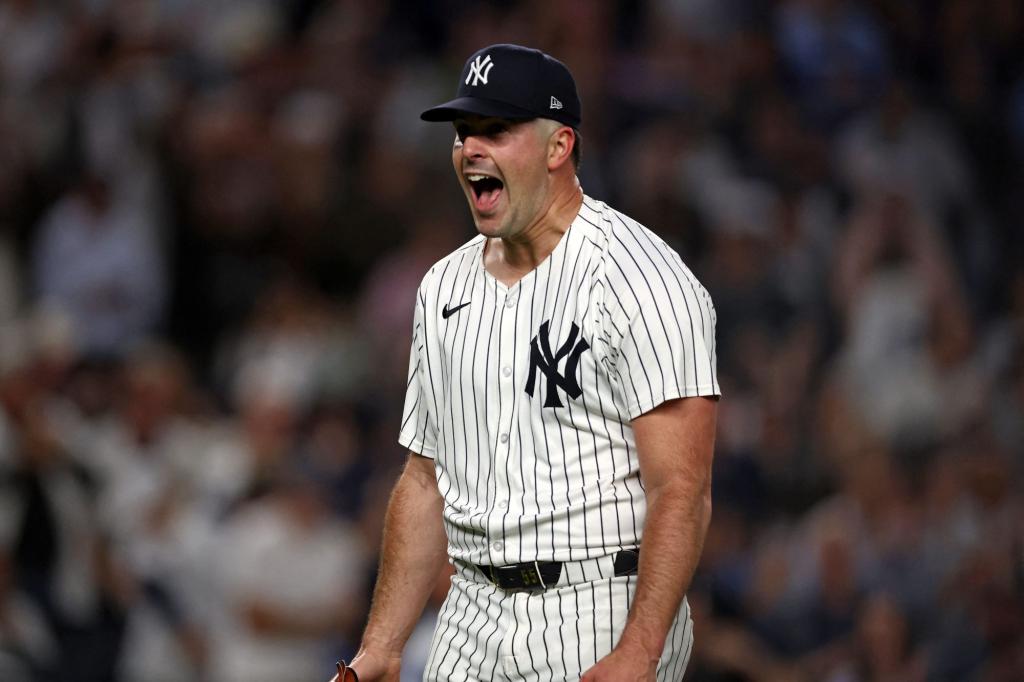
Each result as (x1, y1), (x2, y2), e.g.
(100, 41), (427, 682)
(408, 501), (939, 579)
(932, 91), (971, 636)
(475, 549), (640, 591)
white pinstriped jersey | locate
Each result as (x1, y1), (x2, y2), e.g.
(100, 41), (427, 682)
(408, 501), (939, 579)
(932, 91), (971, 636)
(399, 194), (719, 568)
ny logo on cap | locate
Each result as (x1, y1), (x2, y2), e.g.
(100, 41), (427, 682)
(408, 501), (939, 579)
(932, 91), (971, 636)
(466, 54), (495, 86)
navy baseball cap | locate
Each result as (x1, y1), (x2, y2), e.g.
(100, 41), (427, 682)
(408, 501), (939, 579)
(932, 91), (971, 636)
(421, 44), (581, 128)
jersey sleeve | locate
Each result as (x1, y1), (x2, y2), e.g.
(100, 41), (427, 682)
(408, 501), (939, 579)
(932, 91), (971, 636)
(398, 287), (438, 457)
(607, 253), (720, 420)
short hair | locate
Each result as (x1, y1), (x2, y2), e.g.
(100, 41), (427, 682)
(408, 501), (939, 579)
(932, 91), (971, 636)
(570, 128), (582, 169)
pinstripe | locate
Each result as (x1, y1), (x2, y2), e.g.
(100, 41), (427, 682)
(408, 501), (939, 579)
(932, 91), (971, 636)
(484, 587), (504, 681)
(555, 588), (569, 678)
(609, 227), (682, 395)
(468, 264), (487, 529)
(564, 366), (589, 556)
(398, 195), (714, 677)
(453, 253), (477, 512)
(510, 285), (525, 563)
(467, 585), (503, 680)
(613, 215), (691, 392)
(680, 615), (695, 678)
(608, 258), (665, 407)
(532, 265), (547, 558)
(571, 583), (583, 675)
(602, 577), (610, 667)
(474, 274), (495, 540)
(444, 581), (488, 680)
(454, 582), (488, 680)
(539, 242), (566, 560)
(604, 281), (655, 407)
(486, 635), (503, 681)
(660, 603), (684, 681)
(399, 366), (420, 432)
(505, 593), (523, 679)
(443, 258), (470, 532)
(590, 580), (598, 665)
(424, 580), (465, 680)
(433, 579), (476, 679)
(675, 251), (719, 389)
(581, 351), (608, 549)
(523, 595), (542, 680)
(535, 588), (553, 679)
(435, 586), (477, 679)
(421, 271), (444, 453)
(433, 258), (455, 410)
(558, 235), (587, 559)
(607, 379), (641, 541)
(490, 277), (507, 563)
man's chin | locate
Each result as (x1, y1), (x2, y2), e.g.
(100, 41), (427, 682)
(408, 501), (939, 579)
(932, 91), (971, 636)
(472, 213), (505, 237)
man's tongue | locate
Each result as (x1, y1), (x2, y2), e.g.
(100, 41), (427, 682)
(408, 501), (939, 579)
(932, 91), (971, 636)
(473, 178), (503, 212)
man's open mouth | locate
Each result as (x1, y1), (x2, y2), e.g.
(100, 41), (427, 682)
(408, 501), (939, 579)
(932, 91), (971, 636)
(467, 174), (504, 212)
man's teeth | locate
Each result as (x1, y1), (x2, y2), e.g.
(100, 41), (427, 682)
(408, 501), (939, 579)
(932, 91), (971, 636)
(468, 174), (487, 182)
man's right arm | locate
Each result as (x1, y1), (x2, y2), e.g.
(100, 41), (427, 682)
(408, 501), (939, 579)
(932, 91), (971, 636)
(342, 452), (448, 681)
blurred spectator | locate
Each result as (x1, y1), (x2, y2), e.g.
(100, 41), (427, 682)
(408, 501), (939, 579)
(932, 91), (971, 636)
(0, 549), (57, 682)
(71, 344), (215, 681)
(0, 0), (66, 99)
(207, 470), (369, 682)
(824, 593), (926, 682)
(835, 79), (974, 220)
(31, 169), (166, 357)
(775, 0), (888, 128)
(0, 354), (123, 682)
(832, 191), (969, 448)
(297, 401), (373, 523)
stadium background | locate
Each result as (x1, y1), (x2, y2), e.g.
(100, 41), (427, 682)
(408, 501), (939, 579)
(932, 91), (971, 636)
(1, 0), (1022, 680)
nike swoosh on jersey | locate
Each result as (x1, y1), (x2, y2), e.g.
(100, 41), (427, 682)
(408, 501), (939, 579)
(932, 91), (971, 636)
(442, 301), (471, 319)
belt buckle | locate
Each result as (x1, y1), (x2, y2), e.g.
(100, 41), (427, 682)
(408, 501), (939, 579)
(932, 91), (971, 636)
(491, 562), (546, 590)
(519, 561), (547, 590)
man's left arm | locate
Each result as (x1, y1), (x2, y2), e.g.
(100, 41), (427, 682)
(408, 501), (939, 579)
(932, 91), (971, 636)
(582, 395), (717, 681)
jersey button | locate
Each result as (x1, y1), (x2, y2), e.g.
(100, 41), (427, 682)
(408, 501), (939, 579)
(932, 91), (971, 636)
(499, 433), (509, 443)
(497, 500), (508, 509)
(502, 365), (512, 378)
(505, 297), (515, 309)
(492, 541), (504, 551)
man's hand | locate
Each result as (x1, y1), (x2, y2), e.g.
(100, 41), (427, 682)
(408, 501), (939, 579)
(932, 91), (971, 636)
(335, 453), (446, 682)
(328, 648), (401, 682)
(581, 640), (658, 681)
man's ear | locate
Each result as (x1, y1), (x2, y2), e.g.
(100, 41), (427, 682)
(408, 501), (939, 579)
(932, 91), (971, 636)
(547, 126), (575, 171)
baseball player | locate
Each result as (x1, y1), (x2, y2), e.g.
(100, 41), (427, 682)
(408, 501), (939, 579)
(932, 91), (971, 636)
(334, 43), (719, 682)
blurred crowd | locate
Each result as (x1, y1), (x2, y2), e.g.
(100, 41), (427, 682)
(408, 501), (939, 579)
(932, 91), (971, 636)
(0, 0), (1022, 681)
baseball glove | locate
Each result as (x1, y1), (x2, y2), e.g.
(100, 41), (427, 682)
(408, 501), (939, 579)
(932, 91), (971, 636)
(335, 660), (360, 682)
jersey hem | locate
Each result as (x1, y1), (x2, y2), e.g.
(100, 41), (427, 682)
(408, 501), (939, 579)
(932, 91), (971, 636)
(627, 384), (721, 420)
(398, 434), (436, 458)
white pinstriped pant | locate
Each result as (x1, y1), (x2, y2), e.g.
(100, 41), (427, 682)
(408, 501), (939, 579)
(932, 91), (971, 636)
(422, 558), (693, 681)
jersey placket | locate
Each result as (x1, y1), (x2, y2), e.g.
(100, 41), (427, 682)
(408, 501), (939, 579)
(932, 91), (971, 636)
(487, 284), (522, 565)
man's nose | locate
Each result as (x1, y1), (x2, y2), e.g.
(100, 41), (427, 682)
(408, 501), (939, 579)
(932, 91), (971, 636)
(460, 134), (486, 160)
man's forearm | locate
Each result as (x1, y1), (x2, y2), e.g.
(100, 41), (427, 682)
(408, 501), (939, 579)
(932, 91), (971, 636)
(360, 453), (448, 655)
(616, 479), (711, 660)
(615, 396), (717, 662)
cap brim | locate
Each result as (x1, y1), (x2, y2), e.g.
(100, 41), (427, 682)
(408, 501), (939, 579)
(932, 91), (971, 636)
(420, 96), (538, 122)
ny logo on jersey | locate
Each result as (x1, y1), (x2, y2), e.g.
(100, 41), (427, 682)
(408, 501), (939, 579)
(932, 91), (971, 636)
(465, 54), (494, 86)
(525, 320), (590, 408)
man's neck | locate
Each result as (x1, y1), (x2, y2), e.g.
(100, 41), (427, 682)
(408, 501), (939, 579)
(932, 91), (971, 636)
(484, 180), (584, 287)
